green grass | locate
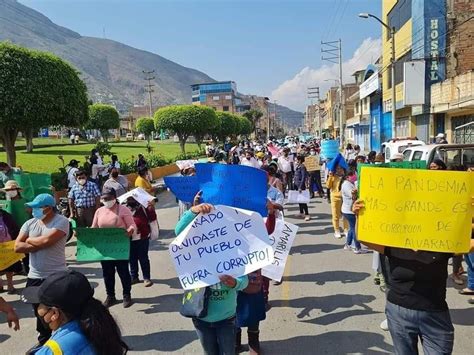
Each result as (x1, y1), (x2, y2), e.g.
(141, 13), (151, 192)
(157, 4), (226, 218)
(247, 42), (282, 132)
(0, 140), (200, 173)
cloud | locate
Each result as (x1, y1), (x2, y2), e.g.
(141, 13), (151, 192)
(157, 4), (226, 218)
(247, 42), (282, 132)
(271, 37), (382, 111)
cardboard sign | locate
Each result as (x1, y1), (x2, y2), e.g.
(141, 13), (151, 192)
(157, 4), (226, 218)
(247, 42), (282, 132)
(117, 187), (155, 207)
(358, 167), (473, 253)
(164, 176), (200, 203)
(76, 228), (130, 261)
(304, 156), (319, 171)
(196, 164), (268, 217)
(262, 220), (298, 281)
(170, 205), (274, 290)
(0, 240), (24, 270)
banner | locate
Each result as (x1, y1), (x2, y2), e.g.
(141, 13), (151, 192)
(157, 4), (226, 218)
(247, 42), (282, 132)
(358, 167), (473, 253)
(117, 187), (155, 207)
(13, 172), (52, 202)
(0, 199), (30, 226)
(164, 176), (200, 203)
(304, 156), (319, 171)
(262, 220), (298, 281)
(196, 164), (268, 217)
(0, 241), (24, 270)
(267, 145), (279, 158)
(76, 228), (130, 261)
(170, 205), (274, 290)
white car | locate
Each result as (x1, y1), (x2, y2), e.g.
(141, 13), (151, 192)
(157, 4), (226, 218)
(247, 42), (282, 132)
(382, 138), (426, 162)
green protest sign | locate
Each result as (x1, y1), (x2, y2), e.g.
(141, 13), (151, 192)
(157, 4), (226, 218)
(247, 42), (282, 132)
(0, 199), (30, 226)
(76, 228), (130, 262)
(13, 172), (52, 202)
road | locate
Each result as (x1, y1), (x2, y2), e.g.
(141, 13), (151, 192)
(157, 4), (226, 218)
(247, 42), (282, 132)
(1, 191), (473, 354)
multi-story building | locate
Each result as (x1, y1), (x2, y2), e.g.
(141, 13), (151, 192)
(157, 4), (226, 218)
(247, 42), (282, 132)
(430, 0), (474, 143)
(191, 81), (237, 112)
(381, 0), (448, 142)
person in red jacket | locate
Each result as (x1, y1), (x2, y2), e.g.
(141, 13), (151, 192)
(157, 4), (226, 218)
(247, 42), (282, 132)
(125, 197), (157, 287)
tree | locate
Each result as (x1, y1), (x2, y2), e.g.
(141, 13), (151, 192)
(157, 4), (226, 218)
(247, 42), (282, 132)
(154, 105), (217, 153)
(239, 116), (253, 137)
(87, 104), (120, 142)
(0, 42), (88, 165)
(211, 112), (241, 142)
(243, 109), (263, 135)
(135, 117), (155, 147)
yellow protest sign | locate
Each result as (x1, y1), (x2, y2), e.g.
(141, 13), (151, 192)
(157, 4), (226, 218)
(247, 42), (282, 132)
(304, 156), (319, 171)
(358, 167), (473, 253)
(0, 240), (25, 270)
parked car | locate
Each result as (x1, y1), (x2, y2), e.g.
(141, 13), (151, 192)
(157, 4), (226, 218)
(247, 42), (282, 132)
(126, 133), (134, 141)
(402, 144), (474, 169)
(382, 137), (425, 162)
(137, 133), (145, 140)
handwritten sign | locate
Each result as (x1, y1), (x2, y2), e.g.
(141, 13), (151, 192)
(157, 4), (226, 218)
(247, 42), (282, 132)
(0, 241), (24, 270)
(76, 228), (130, 261)
(262, 220), (298, 281)
(164, 176), (200, 203)
(304, 156), (319, 171)
(196, 164), (268, 217)
(117, 187), (155, 207)
(175, 160), (198, 171)
(170, 205), (274, 290)
(358, 167), (473, 253)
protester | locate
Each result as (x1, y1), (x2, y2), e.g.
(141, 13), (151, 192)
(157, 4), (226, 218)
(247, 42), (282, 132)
(374, 153), (385, 164)
(135, 154), (147, 170)
(343, 143), (354, 161)
(0, 162), (21, 188)
(108, 154), (121, 174)
(65, 159), (80, 190)
(340, 171), (364, 253)
(175, 203), (249, 355)
(135, 166), (155, 195)
(277, 148), (293, 193)
(14, 193), (70, 349)
(293, 155), (310, 221)
(306, 148), (324, 198)
(74, 134), (80, 144)
(70, 133), (75, 144)
(22, 270), (128, 354)
(240, 150), (260, 169)
(266, 163), (284, 194)
(367, 151), (377, 164)
(68, 170), (101, 228)
(92, 187), (136, 308)
(435, 133), (448, 144)
(326, 164), (348, 238)
(125, 197), (156, 287)
(103, 168), (129, 197)
(89, 149), (105, 186)
(0, 207), (21, 294)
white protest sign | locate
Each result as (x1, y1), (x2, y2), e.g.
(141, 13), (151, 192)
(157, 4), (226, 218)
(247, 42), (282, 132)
(262, 219), (298, 281)
(286, 190), (310, 204)
(170, 205), (274, 290)
(117, 187), (155, 207)
(175, 160), (198, 170)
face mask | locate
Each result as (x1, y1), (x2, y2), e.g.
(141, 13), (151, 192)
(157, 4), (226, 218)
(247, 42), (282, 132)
(5, 190), (18, 198)
(77, 178), (87, 186)
(348, 175), (357, 184)
(101, 200), (115, 209)
(32, 207), (45, 220)
(310, 151), (315, 155)
(95, 152), (100, 157)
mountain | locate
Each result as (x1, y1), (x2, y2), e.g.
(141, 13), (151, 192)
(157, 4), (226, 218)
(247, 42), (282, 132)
(0, 0), (215, 113)
(0, 0), (303, 127)
(270, 103), (304, 131)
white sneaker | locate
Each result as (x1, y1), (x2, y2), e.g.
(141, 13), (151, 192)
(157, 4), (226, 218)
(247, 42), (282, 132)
(380, 319), (389, 331)
(343, 244), (351, 250)
(334, 232), (342, 239)
(304, 216), (311, 221)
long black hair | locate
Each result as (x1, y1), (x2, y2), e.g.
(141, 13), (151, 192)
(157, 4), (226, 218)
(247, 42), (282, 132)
(71, 298), (129, 355)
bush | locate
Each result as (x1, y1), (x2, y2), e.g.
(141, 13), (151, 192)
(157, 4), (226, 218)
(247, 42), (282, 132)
(51, 168), (68, 191)
(174, 150), (205, 161)
(95, 142), (114, 157)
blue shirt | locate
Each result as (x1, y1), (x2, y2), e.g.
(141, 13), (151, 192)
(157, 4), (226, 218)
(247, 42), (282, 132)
(36, 320), (96, 355)
(68, 181), (101, 208)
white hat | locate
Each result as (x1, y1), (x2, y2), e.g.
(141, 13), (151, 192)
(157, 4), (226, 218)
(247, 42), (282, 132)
(436, 133), (445, 138)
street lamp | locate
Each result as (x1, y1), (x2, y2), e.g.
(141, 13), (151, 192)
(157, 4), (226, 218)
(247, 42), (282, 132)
(359, 12), (396, 139)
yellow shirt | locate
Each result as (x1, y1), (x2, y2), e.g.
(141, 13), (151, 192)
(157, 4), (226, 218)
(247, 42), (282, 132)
(326, 174), (342, 199)
(135, 176), (153, 194)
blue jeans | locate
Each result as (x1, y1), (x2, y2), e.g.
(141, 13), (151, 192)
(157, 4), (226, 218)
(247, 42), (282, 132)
(386, 301), (454, 355)
(192, 317), (236, 355)
(464, 252), (474, 289)
(342, 213), (360, 250)
(130, 238), (151, 280)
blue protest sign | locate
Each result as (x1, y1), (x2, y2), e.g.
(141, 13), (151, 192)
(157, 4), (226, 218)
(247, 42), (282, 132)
(195, 163), (268, 217)
(164, 176), (200, 203)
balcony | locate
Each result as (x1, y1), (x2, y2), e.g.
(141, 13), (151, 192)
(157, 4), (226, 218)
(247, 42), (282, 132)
(431, 71), (474, 114)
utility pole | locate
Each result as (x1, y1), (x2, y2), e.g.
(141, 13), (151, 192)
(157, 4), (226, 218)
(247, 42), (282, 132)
(321, 39), (344, 148)
(307, 86), (320, 137)
(143, 70), (155, 117)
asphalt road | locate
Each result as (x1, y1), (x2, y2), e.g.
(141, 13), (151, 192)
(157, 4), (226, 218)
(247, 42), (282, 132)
(1, 191), (473, 354)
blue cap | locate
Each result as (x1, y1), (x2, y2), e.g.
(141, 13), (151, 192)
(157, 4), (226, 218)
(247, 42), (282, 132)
(26, 194), (56, 208)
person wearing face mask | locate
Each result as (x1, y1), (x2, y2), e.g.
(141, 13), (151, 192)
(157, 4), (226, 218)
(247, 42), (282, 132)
(306, 149), (324, 199)
(21, 270), (128, 355)
(92, 188), (136, 308)
(14, 194), (70, 350)
(68, 170), (101, 228)
(102, 168), (129, 197)
(125, 197), (156, 288)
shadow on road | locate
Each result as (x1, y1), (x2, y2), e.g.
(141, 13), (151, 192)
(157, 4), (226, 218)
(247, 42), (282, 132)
(271, 294), (376, 318)
(302, 308), (382, 326)
(449, 307), (474, 326)
(290, 243), (341, 255)
(261, 331), (393, 354)
(133, 293), (182, 314)
(283, 271), (370, 285)
(124, 330), (197, 352)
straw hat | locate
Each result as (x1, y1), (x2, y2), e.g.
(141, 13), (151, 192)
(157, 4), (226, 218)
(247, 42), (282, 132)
(1, 180), (22, 191)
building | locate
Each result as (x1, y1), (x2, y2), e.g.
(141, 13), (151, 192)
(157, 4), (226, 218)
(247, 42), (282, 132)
(235, 95), (270, 138)
(381, 0), (448, 142)
(191, 81), (238, 113)
(430, 0), (474, 143)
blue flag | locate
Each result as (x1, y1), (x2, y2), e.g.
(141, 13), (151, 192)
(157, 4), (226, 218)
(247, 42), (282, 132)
(195, 163), (268, 217)
(164, 176), (200, 203)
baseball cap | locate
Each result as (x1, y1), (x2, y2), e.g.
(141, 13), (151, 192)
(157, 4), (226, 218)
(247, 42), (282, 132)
(436, 133), (445, 138)
(26, 194), (56, 208)
(101, 186), (117, 198)
(69, 159), (80, 166)
(22, 270), (94, 315)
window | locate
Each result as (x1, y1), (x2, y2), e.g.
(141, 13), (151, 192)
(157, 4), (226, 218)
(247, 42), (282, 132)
(412, 151), (424, 161)
(403, 149), (412, 160)
(223, 106), (229, 111)
(395, 51), (411, 85)
(213, 96), (220, 101)
(387, 0), (412, 40)
(225, 95), (232, 100)
(363, 98), (368, 111)
(192, 97), (200, 102)
(355, 102), (360, 114)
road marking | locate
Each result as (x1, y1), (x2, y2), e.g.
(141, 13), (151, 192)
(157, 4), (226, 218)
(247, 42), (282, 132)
(281, 252), (292, 307)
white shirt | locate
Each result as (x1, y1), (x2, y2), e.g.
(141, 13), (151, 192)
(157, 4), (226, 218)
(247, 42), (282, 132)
(278, 156), (293, 173)
(240, 157), (260, 169)
(341, 180), (356, 214)
(66, 166), (79, 189)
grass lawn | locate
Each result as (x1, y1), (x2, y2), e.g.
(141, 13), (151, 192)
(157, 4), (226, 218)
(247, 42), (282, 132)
(0, 140), (200, 173)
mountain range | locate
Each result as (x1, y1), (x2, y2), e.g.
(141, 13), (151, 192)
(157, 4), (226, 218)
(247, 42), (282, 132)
(0, 0), (303, 127)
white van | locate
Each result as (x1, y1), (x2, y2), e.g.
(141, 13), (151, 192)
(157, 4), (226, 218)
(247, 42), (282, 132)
(381, 138), (426, 162)
(403, 144), (474, 169)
